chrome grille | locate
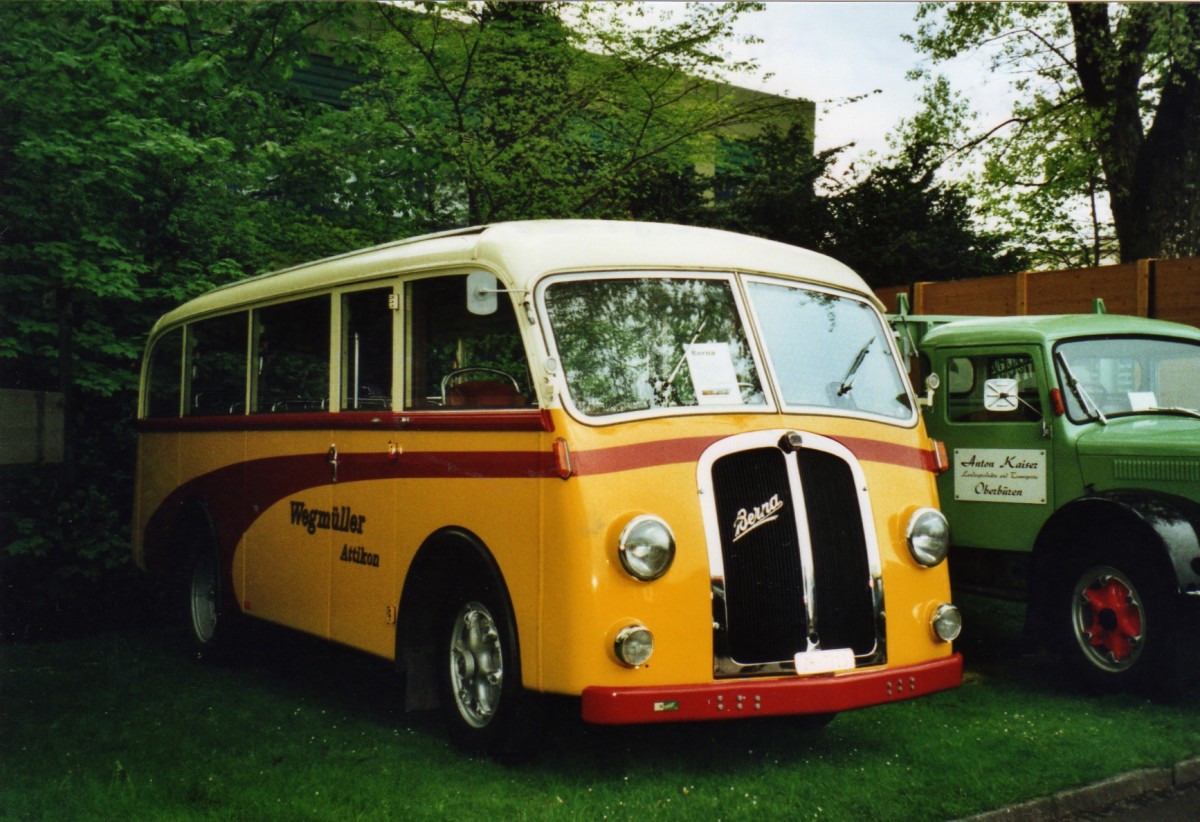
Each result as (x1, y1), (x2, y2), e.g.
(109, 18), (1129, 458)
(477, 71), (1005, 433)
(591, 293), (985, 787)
(705, 432), (884, 678)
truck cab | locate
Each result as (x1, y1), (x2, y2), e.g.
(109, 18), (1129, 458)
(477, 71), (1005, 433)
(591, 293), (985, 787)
(893, 310), (1200, 693)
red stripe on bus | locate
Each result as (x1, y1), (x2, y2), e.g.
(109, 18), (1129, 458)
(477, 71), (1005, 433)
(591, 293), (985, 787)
(136, 408), (554, 434)
(568, 435), (939, 476)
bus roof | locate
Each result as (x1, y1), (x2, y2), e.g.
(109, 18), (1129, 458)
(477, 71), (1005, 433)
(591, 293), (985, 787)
(151, 220), (875, 331)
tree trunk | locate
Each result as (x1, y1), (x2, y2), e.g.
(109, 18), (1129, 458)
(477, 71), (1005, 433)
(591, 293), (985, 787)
(1070, 3), (1200, 262)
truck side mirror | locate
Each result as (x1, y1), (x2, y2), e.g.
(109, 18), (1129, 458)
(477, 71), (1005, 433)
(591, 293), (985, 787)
(983, 378), (1019, 413)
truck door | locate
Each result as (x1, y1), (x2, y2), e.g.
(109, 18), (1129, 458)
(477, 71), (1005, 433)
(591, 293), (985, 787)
(932, 347), (1053, 553)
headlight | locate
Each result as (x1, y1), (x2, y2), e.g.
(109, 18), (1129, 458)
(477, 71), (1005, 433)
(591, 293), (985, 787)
(931, 603), (962, 642)
(614, 625), (654, 667)
(907, 507), (950, 567)
(618, 515), (676, 581)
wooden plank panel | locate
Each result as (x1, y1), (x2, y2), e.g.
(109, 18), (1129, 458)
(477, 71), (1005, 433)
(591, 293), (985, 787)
(917, 275), (1015, 315)
(1025, 263), (1143, 316)
(1153, 258), (1200, 328)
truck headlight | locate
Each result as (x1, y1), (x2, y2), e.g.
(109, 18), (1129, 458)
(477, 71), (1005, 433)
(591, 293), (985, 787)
(618, 515), (675, 581)
(907, 507), (950, 567)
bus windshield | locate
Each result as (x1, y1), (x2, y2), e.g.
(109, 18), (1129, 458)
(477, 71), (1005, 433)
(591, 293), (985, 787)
(543, 274), (912, 420)
(544, 276), (766, 416)
(745, 279), (912, 420)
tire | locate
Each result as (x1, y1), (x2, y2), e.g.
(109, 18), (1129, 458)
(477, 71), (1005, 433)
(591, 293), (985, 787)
(182, 531), (240, 663)
(439, 587), (539, 760)
(1059, 548), (1180, 695)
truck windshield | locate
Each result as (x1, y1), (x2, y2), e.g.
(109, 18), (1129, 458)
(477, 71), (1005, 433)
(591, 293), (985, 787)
(543, 274), (912, 421)
(1054, 336), (1200, 422)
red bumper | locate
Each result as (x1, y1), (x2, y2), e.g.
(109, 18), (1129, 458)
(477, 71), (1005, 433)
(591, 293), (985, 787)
(581, 653), (962, 725)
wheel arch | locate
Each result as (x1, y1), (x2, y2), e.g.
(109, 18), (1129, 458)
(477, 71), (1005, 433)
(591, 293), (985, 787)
(394, 526), (522, 712)
(1026, 490), (1200, 637)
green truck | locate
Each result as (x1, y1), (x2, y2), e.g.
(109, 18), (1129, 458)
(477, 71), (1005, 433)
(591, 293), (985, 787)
(892, 305), (1200, 693)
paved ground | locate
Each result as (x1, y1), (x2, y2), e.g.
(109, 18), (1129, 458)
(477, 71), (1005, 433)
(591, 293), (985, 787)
(1072, 782), (1200, 821)
(965, 757), (1200, 821)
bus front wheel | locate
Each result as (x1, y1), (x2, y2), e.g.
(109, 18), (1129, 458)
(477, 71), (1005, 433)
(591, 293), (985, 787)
(438, 589), (539, 760)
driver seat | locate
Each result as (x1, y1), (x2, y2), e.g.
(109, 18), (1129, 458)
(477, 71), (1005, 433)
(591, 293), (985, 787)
(446, 380), (525, 407)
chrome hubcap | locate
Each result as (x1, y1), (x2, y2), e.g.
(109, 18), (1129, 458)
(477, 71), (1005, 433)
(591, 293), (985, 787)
(190, 554), (218, 644)
(449, 602), (504, 728)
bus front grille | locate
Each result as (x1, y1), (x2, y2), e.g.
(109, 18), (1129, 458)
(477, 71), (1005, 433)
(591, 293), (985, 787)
(707, 437), (883, 678)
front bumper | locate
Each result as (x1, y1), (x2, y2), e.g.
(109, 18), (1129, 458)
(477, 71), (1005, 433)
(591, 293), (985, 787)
(581, 653), (962, 725)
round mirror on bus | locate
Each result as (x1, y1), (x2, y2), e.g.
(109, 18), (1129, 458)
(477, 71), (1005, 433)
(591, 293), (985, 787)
(466, 271), (498, 316)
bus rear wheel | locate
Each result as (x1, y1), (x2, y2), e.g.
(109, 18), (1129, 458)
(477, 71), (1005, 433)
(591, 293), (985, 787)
(438, 590), (539, 760)
(180, 532), (240, 662)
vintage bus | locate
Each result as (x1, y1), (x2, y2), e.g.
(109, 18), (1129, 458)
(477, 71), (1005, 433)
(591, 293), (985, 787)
(133, 221), (962, 757)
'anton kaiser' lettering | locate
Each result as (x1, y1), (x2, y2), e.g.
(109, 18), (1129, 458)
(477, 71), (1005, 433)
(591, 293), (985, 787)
(289, 501), (367, 536)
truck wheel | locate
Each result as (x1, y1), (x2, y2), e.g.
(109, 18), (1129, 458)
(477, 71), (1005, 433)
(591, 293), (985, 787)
(1061, 550), (1179, 695)
(439, 590), (539, 760)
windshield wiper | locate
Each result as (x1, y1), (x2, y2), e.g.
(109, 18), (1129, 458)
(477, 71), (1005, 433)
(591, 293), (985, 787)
(837, 338), (874, 397)
(1055, 351), (1107, 425)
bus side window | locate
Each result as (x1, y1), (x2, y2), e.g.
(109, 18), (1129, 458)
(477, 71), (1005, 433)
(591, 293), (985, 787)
(405, 275), (528, 409)
(341, 288), (394, 411)
(188, 312), (249, 416)
(253, 296), (330, 414)
(145, 327), (183, 418)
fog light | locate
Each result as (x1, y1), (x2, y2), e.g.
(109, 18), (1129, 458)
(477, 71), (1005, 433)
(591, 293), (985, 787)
(907, 507), (950, 567)
(931, 603), (962, 642)
(614, 625), (654, 667)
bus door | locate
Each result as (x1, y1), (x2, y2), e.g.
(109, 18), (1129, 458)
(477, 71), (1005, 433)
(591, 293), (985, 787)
(328, 285), (401, 657)
(242, 295), (334, 637)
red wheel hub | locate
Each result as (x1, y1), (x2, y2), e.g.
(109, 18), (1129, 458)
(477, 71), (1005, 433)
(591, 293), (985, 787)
(1081, 576), (1142, 661)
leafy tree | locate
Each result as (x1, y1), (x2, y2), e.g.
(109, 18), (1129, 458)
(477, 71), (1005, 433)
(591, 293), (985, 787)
(352, 1), (803, 225)
(827, 145), (1027, 287)
(0, 1), (389, 636)
(696, 118), (1023, 287)
(908, 2), (1200, 263)
(703, 124), (836, 251)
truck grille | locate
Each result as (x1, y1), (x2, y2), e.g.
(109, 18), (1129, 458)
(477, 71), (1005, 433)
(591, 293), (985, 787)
(707, 435), (883, 677)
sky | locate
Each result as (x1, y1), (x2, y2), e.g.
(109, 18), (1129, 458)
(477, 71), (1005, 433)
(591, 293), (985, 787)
(711, 2), (1012, 174)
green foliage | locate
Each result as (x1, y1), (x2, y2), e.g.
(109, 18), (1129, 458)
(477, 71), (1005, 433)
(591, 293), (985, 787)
(0, 1), (405, 634)
(351, 1), (790, 225)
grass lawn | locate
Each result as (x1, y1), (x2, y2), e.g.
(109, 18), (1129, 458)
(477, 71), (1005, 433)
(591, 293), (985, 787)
(2, 594), (1198, 821)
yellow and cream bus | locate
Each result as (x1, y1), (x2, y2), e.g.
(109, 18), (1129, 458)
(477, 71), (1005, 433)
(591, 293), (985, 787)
(134, 220), (961, 756)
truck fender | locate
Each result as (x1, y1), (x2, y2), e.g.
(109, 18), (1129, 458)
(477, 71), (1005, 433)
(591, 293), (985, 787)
(1026, 491), (1200, 636)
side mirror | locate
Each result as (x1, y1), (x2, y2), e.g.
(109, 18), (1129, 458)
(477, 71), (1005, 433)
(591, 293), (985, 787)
(919, 372), (940, 408)
(466, 271), (498, 316)
(983, 378), (1019, 412)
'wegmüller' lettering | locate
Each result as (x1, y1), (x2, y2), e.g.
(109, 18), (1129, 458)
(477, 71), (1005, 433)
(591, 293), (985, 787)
(340, 544), (380, 568)
(289, 501), (367, 536)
